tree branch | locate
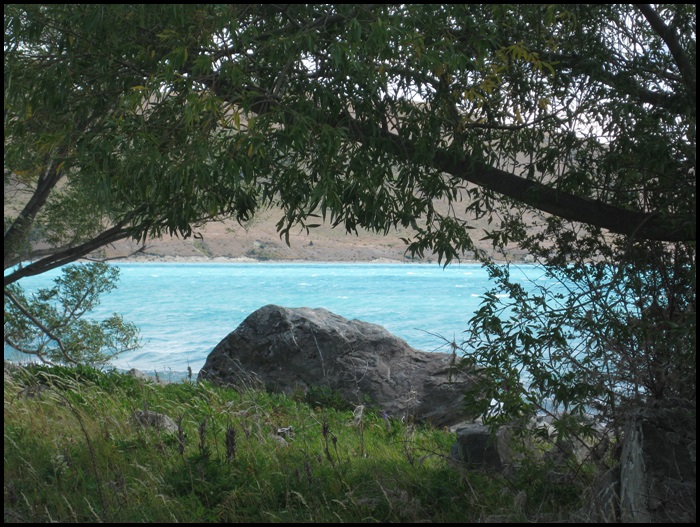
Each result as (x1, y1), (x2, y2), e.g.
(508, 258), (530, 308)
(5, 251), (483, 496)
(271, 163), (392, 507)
(3, 334), (53, 365)
(538, 51), (679, 110)
(4, 156), (66, 270)
(4, 289), (77, 365)
(207, 74), (695, 243)
(368, 123), (694, 242)
(81, 244), (148, 262)
(634, 4), (696, 102)
(3, 223), (133, 287)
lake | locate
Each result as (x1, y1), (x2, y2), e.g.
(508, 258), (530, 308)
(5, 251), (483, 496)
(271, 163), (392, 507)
(5, 262), (549, 376)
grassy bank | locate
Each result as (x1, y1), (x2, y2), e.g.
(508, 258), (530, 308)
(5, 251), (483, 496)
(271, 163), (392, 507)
(4, 364), (590, 523)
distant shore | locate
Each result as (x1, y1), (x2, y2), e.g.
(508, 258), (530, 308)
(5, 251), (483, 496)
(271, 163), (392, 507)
(102, 255), (406, 264)
(86, 254), (491, 265)
(78, 211), (532, 265)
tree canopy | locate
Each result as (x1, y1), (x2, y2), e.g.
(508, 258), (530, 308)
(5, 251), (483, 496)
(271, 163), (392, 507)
(4, 4), (695, 280)
(4, 5), (696, 415)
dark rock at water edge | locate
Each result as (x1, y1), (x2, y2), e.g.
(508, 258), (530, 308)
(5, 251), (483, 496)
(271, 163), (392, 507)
(199, 304), (479, 427)
(450, 423), (513, 471)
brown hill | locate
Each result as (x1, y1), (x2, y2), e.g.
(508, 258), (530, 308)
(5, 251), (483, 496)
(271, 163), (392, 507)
(91, 206), (533, 263)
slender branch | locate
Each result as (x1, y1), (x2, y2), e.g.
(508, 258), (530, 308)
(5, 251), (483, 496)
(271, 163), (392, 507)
(81, 244), (148, 262)
(207, 4), (383, 63)
(3, 334), (53, 365)
(634, 4), (696, 100)
(17, 243), (91, 266)
(538, 51), (678, 110)
(4, 289), (77, 364)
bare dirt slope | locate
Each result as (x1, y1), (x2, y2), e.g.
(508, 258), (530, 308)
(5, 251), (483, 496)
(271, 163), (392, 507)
(92, 207), (533, 263)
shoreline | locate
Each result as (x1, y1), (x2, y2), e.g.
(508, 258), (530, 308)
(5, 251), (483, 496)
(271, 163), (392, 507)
(81, 254), (491, 265)
(70, 213), (533, 265)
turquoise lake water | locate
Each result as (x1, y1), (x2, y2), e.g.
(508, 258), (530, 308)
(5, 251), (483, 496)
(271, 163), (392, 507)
(6, 262), (550, 376)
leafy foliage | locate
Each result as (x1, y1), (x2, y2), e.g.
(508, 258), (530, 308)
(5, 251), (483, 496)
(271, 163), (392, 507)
(4, 4), (695, 282)
(463, 237), (696, 436)
(4, 262), (139, 365)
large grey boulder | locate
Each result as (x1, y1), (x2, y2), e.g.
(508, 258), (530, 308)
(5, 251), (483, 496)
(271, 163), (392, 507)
(198, 304), (478, 427)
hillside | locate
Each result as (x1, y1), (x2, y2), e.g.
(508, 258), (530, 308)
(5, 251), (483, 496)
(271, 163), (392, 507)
(89, 206), (534, 264)
(6, 174), (536, 264)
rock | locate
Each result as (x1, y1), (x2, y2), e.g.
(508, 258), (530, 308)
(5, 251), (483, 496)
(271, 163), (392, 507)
(269, 435), (289, 448)
(198, 304), (478, 427)
(450, 423), (512, 471)
(127, 368), (170, 384)
(127, 368), (150, 380)
(449, 413), (599, 472)
(131, 410), (178, 434)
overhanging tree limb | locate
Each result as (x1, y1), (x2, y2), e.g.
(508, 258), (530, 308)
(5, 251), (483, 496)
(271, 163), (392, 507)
(373, 122), (694, 243)
(207, 77), (695, 243)
(4, 222), (132, 287)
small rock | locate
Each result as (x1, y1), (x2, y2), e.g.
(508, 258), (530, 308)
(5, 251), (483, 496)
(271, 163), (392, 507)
(131, 410), (178, 434)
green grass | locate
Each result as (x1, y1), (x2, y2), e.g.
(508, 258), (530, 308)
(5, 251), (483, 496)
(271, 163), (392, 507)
(4, 364), (591, 523)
